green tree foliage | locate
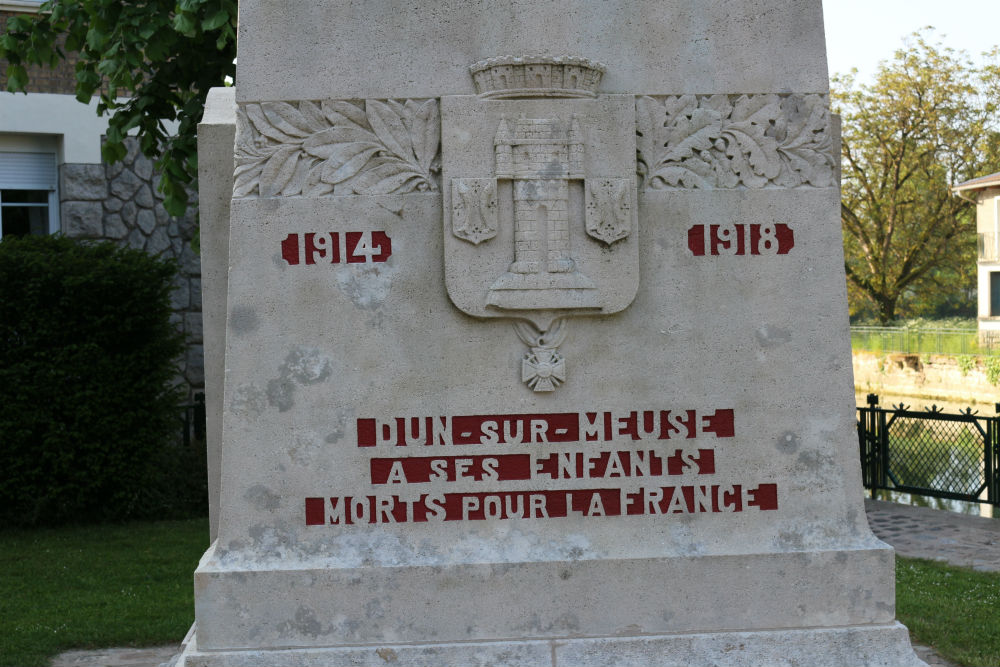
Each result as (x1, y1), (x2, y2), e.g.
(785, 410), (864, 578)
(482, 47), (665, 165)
(833, 31), (1000, 323)
(0, 0), (237, 216)
(0, 236), (201, 527)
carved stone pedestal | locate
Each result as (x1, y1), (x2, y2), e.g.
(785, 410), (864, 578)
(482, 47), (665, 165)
(188, 2), (924, 665)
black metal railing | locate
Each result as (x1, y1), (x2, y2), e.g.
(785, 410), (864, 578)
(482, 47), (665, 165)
(181, 392), (207, 447)
(858, 394), (1000, 506)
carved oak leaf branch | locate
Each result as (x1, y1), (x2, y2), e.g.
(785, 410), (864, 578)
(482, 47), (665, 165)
(774, 95), (835, 188)
(636, 94), (834, 190)
(721, 94), (783, 187)
(634, 96), (664, 183)
(234, 98), (440, 198)
(635, 95), (720, 189)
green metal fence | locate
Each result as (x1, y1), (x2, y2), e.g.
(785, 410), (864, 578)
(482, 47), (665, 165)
(850, 326), (1000, 356)
(857, 394), (1000, 506)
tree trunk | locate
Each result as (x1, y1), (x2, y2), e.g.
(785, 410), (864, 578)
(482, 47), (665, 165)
(876, 297), (896, 325)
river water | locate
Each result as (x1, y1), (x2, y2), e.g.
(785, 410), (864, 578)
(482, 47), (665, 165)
(855, 392), (996, 519)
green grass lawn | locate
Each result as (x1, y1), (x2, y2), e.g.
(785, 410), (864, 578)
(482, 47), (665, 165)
(0, 518), (208, 667)
(2, 519), (998, 667)
(897, 556), (1000, 667)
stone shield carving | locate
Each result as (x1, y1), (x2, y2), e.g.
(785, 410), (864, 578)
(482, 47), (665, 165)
(451, 178), (498, 244)
(441, 63), (638, 393)
(586, 178), (632, 245)
(441, 94), (638, 330)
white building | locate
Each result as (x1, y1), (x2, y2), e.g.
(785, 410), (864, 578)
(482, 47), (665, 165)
(953, 171), (1000, 345)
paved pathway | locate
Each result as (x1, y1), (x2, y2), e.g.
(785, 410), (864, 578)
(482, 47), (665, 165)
(865, 498), (1000, 572)
(46, 500), (999, 667)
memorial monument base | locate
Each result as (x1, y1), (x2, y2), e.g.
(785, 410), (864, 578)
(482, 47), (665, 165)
(176, 623), (922, 667)
(176, 540), (923, 667)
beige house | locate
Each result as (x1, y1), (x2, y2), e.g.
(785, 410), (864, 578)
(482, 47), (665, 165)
(954, 171), (1000, 344)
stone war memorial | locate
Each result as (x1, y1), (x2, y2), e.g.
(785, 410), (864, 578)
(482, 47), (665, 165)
(184, 1), (925, 665)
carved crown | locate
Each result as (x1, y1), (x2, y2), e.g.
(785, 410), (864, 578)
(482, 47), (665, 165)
(469, 55), (606, 99)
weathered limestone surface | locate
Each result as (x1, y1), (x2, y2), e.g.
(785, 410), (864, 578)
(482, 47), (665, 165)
(197, 86), (236, 541)
(184, 1), (923, 665)
(237, 0), (829, 102)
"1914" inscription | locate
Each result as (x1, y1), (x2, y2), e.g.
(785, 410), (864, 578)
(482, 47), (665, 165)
(281, 231), (392, 265)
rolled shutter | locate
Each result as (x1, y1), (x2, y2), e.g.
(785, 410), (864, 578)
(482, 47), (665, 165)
(0, 152), (58, 190)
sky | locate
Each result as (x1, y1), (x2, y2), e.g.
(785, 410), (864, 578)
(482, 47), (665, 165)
(823, 0), (1000, 83)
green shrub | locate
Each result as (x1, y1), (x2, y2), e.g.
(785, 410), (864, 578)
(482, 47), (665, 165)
(0, 236), (198, 527)
(988, 357), (1000, 387)
(957, 355), (976, 376)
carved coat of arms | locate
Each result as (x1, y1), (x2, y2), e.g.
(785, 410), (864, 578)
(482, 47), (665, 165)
(441, 56), (638, 392)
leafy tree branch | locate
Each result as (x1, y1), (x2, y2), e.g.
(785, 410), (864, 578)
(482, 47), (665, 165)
(833, 30), (1000, 322)
(1, 0), (237, 216)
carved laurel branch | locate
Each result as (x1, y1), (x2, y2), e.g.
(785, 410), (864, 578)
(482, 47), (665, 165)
(636, 94), (835, 190)
(234, 99), (440, 198)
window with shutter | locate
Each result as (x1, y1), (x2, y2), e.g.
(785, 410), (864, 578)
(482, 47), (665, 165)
(0, 151), (59, 239)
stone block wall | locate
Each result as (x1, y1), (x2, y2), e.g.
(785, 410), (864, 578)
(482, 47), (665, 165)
(853, 351), (1000, 405)
(59, 138), (204, 395)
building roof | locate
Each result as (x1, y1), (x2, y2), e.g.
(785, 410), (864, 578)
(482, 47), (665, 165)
(952, 171), (1000, 193)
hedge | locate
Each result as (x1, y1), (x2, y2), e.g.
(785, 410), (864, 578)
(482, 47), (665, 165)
(0, 235), (204, 527)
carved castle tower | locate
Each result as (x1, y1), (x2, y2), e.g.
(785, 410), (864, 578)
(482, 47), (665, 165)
(488, 114), (596, 309)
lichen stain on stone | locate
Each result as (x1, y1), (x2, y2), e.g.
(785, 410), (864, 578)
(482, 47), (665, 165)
(266, 377), (295, 412)
(325, 410), (349, 443)
(755, 323), (792, 348)
(795, 449), (836, 472)
(364, 597), (386, 620)
(283, 347), (332, 384)
(265, 347), (334, 412)
(776, 530), (805, 550)
(777, 431), (801, 453)
(289, 431), (324, 466)
(230, 384), (266, 416)
(277, 606), (325, 638)
(845, 508), (863, 536)
(323, 530), (421, 569)
(229, 305), (260, 336)
(375, 648), (399, 663)
(341, 617), (363, 638)
(336, 263), (396, 311)
(244, 485), (280, 511)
